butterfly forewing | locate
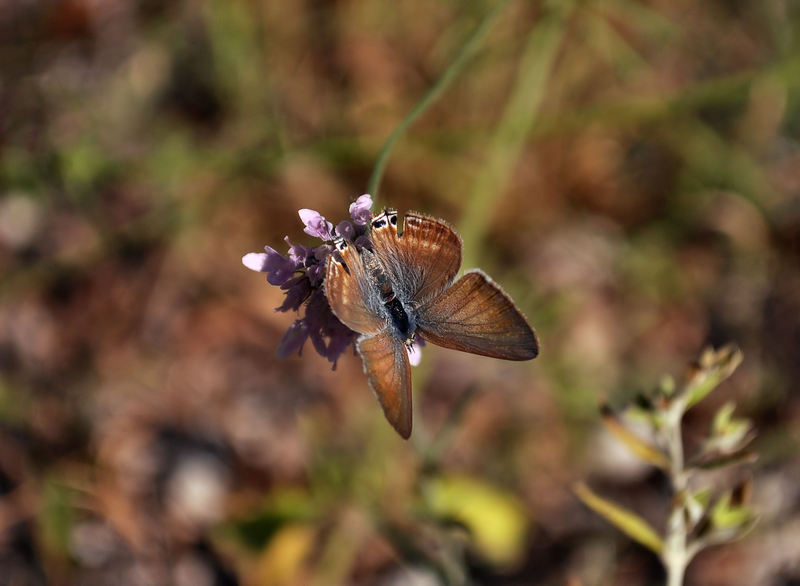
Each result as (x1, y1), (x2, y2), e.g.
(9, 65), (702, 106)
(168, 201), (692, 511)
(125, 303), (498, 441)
(324, 239), (385, 335)
(371, 211), (462, 304)
(357, 331), (412, 439)
(416, 270), (539, 360)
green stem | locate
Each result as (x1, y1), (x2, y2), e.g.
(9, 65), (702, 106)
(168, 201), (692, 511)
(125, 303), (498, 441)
(366, 0), (512, 199)
(663, 403), (690, 586)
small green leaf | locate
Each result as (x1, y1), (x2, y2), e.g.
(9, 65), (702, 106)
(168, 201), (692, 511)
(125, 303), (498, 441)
(710, 492), (754, 530)
(625, 397), (665, 430)
(601, 407), (670, 470)
(697, 402), (755, 460)
(712, 402), (736, 432)
(712, 403), (752, 442)
(711, 402), (751, 440)
(659, 375), (676, 397)
(684, 345), (743, 409)
(574, 482), (664, 555)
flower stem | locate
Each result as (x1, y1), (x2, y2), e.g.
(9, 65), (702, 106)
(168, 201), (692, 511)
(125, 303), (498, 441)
(366, 0), (512, 199)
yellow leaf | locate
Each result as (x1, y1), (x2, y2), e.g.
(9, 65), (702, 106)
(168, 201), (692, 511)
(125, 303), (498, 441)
(574, 482), (663, 554)
(424, 475), (528, 567)
(601, 407), (669, 470)
(255, 523), (316, 586)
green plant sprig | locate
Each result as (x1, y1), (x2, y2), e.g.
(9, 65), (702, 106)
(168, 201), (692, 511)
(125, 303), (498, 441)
(576, 345), (756, 586)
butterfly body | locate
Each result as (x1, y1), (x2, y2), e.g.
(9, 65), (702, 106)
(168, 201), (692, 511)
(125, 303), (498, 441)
(347, 246), (417, 345)
(385, 297), (415, 343)
(325, 209), (538, 439)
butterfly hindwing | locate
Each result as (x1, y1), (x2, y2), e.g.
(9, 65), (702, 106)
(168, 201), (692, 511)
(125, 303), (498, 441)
(357, 330), (412, 439)
(416, 269), (539, 360)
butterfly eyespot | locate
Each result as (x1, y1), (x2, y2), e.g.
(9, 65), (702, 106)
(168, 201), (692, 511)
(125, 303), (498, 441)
(389, 214), (397, 226)
(372, 219), (386, 229)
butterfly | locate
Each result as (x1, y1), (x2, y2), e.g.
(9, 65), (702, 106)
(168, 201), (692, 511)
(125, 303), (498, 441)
(324, 209), (538, 439)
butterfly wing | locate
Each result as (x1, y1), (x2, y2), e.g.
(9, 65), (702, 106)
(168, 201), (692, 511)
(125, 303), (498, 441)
(416, 269), (539, 360)
(370, 211), (462, 304)
(357, 331), (412, 439)
(324, 238), (385, 335)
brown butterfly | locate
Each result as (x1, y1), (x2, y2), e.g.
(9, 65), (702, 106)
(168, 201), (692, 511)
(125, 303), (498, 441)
(324, 209), (538, 438)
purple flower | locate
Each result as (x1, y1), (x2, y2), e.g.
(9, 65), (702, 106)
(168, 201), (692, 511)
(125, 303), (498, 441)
(354, 234), (372, 252)
(277, 275), (312, 312)
(326, 323), (357, 369)
(349, 194), (373, 226)
(336, 220), (355, 241)
(277, 320), (310, 358)
(244, 197), (382, 368)
(306, 264), (326, 287)
(284, 236), (312, 265)
(353, 234), (372, 250)
(304, 290), (357, 367)
(298, 209), (334, 241)
(242, 246), (298, 286)
(313, 244), (333, 263)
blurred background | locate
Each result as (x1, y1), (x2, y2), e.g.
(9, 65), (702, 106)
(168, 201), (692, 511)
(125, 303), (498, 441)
(1, 0), (799, 584)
